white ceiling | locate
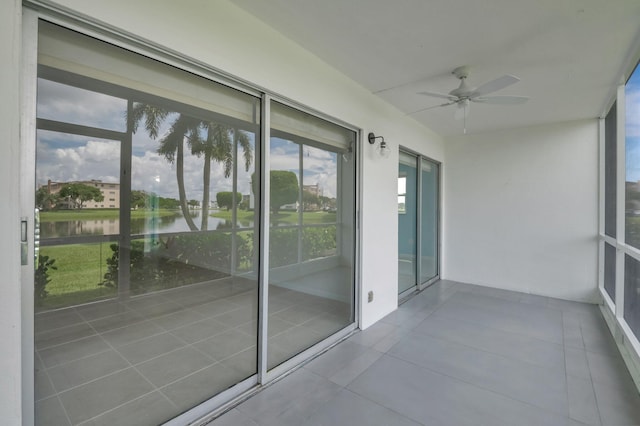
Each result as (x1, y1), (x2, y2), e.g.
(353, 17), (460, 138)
(231, 0), (640, 136)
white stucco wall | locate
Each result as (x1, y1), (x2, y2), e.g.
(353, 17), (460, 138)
(443, 119), (599, 302)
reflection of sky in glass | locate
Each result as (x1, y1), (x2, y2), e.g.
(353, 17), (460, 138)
(271, 137), (339, 198)
(36, 130), (120, 186)
(37, 78), (126, 131)
(626, 65), (640, 182)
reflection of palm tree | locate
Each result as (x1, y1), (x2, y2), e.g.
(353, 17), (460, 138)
(128, 103), (252, 231)
(129, 104), (199, 230)
(193, 123), (252, 230)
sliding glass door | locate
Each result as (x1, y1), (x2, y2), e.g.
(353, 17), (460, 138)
(398, 150), (440, 297)
(32, 20), (356, 425)
(398, 152), (418, 294)
(267, 101), (356, 370)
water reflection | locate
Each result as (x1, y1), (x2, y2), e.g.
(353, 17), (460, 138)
(40, 210), (254, 239)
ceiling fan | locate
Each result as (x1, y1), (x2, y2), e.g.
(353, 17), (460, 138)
(413, 66), (529, 132)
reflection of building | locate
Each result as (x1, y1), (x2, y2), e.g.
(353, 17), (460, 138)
(303, 183), (321, 197)
(42, 179), (120, 209)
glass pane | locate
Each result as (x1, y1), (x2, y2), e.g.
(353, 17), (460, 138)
(302, 145), (337, 261)
(626, 65), (640, 247)
(37, 78), (127, 131)
(420, 159), (439, 283)
(605, 102), (616, 238)
(604, 242), (616, 302)
(624, 255), (640, 339)
(267, 101), (355, 370)
(36, 128), (121, 309)
(35, 22), (260, 425)
(398, 151), (417, 294)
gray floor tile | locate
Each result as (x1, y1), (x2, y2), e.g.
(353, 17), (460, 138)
(414, 313), (565, 372)
(326, 348), (383, 387)
(116, 332), (186, 365)
(304, 341), (369, 378)
(592, 377), (640, 425)
(169, 316), (233, 344)
(237, 369), (339, 423)
(268, 325), (324, 358)
(272, 304), (323, 325)
(563, 313), (586, 349)
(35, 322), (97, 350)
(303, 388), (421, 426)
(194, 329), (256, 361)
(160, 363), (242, 413)
(133, 300), (185, 319)
(565, 346), (592, 380)
(35, 309), (84, 333)
(38, 335), (110, 368)
(218, 346), (258, 379)
(35, 396), (71, 426)
(434, 297), (564, 344)
(81, 391), (177, 426)
(190, 298), (242, 317)
(100, 320), (165, 347)
(348, 355), (571, 426)
(58, 368), (154, 424)
(136, 346), (215, 387)
(388, 331), (568, 414)
(35, 369), (56, 401)
(151, 307), (206, 331)
(74, 301), (130, 322)
(88, 310), (147, 333)
(586, 350), (638, 391)
(567, 374), (601, 425)
(47, 349), (129, 392)
(348, 321), (397, 347)
(212, 305), (258, 327)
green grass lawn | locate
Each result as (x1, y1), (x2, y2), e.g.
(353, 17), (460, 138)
(38, 242), (115, 309)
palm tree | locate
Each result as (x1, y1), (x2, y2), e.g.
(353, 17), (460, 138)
(129, 102), (253, 231)
(193, 123), (252, 230)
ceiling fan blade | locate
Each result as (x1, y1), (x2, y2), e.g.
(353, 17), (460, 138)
(407, 101), (456, 115)
(472, 95), (529, 105)
(418, 91), (456, 101)
(470, 75), (520, 97)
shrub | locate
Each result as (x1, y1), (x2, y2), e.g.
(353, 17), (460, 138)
(35, 254), (57, 306)
(100, 231), (254, 294)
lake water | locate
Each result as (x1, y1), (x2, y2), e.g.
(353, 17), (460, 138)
(40, 210), (255, 239)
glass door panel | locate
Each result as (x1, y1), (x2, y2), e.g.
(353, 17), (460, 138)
(35, 21), (260, 424)
(398, 151), (418, 294)
(267, 101), (355, 370)
(420, 159), (439, 283)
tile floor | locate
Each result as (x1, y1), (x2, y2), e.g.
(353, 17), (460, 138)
(210, 280), (640, 426)
(34, 275), (351, 425)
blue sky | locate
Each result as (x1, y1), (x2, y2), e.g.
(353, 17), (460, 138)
(626, 64), (640, 182)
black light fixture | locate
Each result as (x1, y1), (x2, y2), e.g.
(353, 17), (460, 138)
(368, 132), (389, 157)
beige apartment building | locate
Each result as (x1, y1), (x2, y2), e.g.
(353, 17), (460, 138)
(43, 179), (120, 209)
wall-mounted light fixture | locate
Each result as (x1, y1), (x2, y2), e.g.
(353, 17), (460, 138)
(368, 132), (390, 158)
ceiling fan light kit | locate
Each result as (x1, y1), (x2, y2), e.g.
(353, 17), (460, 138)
(415, 65), (529, 133)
